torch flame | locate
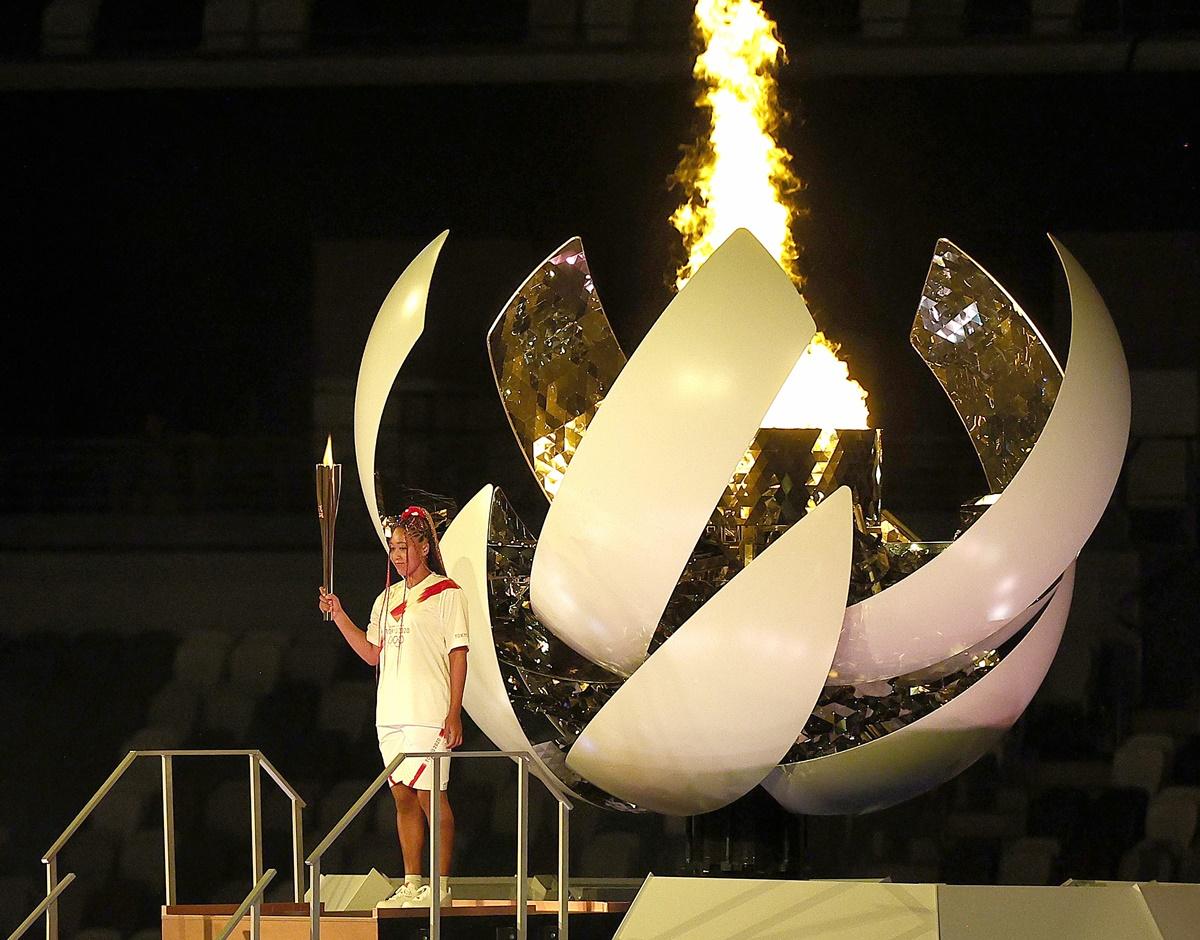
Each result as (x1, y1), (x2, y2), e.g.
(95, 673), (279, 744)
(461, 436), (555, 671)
(322, 435), (334, 467)
(671, 0), (870, 431)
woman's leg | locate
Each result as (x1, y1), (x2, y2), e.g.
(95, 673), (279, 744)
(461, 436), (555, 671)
(390, 781), (426, 874)
(417, 789), (455, 876)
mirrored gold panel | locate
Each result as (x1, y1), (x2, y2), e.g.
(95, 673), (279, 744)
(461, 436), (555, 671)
(652, 429), (908, 649)
(487, 239), (627, 501)
(911, 239), (1063, 493)
(711, 428), (882, 567)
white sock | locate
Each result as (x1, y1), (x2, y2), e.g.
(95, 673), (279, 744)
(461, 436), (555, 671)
(404, 873), (425, 887)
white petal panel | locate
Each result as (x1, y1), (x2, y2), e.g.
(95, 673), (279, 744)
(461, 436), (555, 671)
(830, 237), (1129, 684)
(439, 484), (577, 803)
(531, 229), (816, 677)
(353, 231), (449, 546)
(766, 563), (1075, 815)
(566, 488), (854, 816)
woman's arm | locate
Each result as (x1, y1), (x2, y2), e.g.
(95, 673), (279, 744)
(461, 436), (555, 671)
(442, 647), (468, 748)
(319, 588), (381, 667)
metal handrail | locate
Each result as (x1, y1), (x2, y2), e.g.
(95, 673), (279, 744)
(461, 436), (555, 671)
(135, 750), (305, 803)
(306, 749), (573, 940)
(40, 749), (307, 940)
(217, 868), (276, 940)
(4, 873), (74, 940)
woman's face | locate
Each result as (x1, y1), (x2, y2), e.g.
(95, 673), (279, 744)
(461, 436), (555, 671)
(389, 528), (428, 580)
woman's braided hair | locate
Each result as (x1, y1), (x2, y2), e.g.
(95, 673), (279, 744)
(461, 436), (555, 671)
(392, 505), (447, 576)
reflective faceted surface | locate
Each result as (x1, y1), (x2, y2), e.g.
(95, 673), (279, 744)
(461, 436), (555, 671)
(782, 640), (1017, 762)
(485, 488), (637, 811)
(487, 239), (627, 500)
(785, 585), (1059, 762)
(487, 489), (619, 684)
(847, 536), (948, 606)
(712, 429), (882, 566)
(911, 240), (1063, 492)
(653, 428), (919, 648)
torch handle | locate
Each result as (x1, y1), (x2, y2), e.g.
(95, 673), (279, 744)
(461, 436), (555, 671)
(317, 463), (342, 624)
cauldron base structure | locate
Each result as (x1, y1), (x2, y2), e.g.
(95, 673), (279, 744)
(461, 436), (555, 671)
(159, 878), (1200, 940)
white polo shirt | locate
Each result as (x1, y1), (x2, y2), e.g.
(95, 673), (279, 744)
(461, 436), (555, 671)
(366, 572), (470, 728)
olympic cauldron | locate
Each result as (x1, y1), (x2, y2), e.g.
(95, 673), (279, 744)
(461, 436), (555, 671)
(352, 229), (1129, 816)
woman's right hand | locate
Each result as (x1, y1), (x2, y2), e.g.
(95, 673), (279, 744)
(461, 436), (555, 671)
(318, 587), (343, 619)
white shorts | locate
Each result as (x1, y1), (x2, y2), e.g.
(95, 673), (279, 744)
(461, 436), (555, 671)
(378, 724), (450, 791)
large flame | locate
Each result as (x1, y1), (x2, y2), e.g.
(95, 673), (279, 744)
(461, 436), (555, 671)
(670, 0), (870, 431)
(760, 331), (868, 429)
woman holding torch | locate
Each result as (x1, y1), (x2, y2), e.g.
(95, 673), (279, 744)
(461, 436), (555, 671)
(318, 505), (469, 908)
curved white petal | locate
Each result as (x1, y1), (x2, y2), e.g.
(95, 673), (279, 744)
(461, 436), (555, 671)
(830, 237), (1129, 684)
(439, 484), (578, 803)
(902, 581), (1057, 683)
(766, 563), (1075, 815)
(530, 229), (817, 676)
(566, 488), (854, 815)
(353, 231), (449, 546)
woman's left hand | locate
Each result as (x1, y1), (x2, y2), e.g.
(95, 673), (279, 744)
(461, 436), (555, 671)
(441, 712), (463, 750)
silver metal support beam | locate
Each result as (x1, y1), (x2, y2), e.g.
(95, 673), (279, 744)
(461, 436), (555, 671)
(249, 753), (264, 939)
(291, 799), (305, 903)
(42, 857), (57, 940)
(516, 756), (529, 940)
(308, 856), (321, 940)
(161, 755), (177, 905)
(430, 757), (442, 940)
(558, 801), (570, 940)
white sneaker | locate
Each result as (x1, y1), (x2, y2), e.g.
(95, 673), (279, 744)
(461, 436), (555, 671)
(400, 883), (452, 908)
(378, 880), (422, 908)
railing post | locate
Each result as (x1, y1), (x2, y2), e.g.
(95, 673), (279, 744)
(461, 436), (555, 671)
(309, 857), (321, 940)
(43, 856), (57, 940)
(161, 755), (177, 906)
(249, 753), (264, 940)
(291, 798), (305, 903)
(430, 755), (441, 940)
(516, 756), (528, 940)
(558, 800), (570, 940)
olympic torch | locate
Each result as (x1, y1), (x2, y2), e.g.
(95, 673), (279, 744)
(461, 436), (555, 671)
(316, 435), (341, 621)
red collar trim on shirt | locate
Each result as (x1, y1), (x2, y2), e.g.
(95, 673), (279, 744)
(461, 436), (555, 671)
(389, 577), (459, 618)
(419, 578), (460, 603)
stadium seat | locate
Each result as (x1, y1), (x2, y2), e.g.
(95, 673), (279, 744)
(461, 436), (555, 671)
(317, 779), (375, 842)
(117, 828), (166, 889)
(0, 877), (34, 935)
(284, 637), (341, 689)
(1027, 786), (1090, 844)
(203, 778), (254, 840)
(998, 836), (1060, 885)
(90, 788), (153, 835)
(201, 684), (258, 743)
(1119, 838), (1178, 881)
(1112, 741), (1168, 794)
(317, 681), (374, 742)
(1145, 790), (1200, 850)
(147, 680), (201, 739)
(172, 631), (232, 688)
(229, 637), (282, 695)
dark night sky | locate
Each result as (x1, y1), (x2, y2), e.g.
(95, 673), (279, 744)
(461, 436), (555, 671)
(4, 68), (1198, 450)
